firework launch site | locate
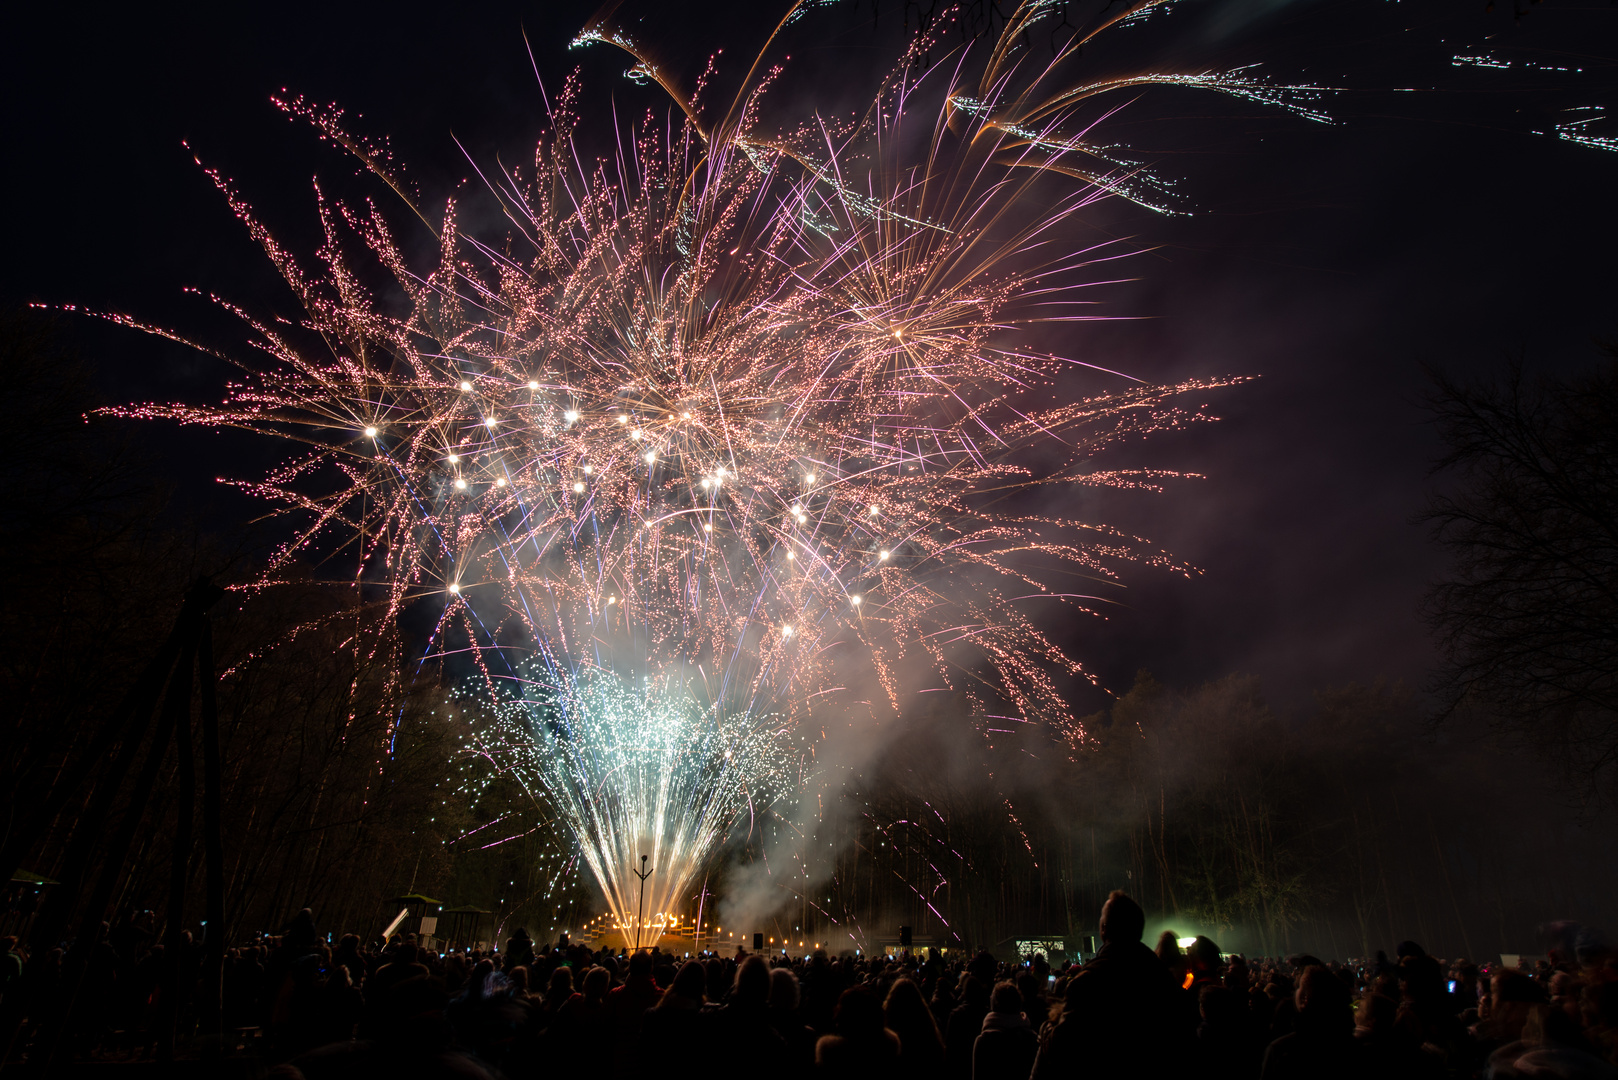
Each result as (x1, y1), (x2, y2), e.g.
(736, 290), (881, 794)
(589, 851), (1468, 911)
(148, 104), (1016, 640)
(3, 0), (1617, 1072)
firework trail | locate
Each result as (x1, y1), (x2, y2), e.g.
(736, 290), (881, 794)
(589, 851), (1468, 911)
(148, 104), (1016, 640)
(91, 0), (1326, 939)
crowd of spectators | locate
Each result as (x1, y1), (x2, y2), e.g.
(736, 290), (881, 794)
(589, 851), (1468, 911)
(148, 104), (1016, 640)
(3, 890), (1616, 1078)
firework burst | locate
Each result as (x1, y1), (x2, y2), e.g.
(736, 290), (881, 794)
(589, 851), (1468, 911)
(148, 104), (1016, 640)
(89, 0), (1325, 939)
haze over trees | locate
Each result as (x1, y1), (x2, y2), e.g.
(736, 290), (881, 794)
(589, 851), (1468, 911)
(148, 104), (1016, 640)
(1422, 345), (1618, 808)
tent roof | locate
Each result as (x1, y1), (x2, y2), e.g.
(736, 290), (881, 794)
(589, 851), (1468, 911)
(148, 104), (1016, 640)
(10, 869), (58, 886)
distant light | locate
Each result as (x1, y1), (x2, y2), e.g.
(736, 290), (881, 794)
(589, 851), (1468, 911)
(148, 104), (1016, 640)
(459, 380), (472, 392)
(607, 596), (617, 605)
(454, 478), (467, 490)
(879, 550), (890, 560)
(573, 482), (585, 493)
(583, 464), (593, 474)
(681, 411), (691, 419)
(564, 410), (580, 423)
(630, 430), (642, 441)
(617, 414), (629, 424)
(869, 505), (880, 516)
(701, 479), (711, 489)
(645, 451), (656, 463)
(786, 552), (795, 560)
(528, 379), (540, 389)
(496, 477), (507, 487)
(364, 426), (378, 438)
(782, 626), (793, 637)
(448, 583), (460, 594)
(1178, 937), (1197, 949)
(703, 523), (712, 532)
(804, 473), (816, 484)
(447, 454), (460, 464)
(850, 595), (861, 606)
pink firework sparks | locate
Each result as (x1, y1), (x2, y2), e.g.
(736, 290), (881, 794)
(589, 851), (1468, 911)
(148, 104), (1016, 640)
(83, 0), (1327, 935)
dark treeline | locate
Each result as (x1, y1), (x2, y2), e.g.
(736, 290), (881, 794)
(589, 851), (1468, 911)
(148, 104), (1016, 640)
(0, 314), (593, 965)
(781, 674), (1618, 962)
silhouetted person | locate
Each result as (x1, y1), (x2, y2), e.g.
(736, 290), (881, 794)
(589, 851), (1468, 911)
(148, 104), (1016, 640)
(640, 959), (707, 1079)
(974, 981), (1038, 1080)
(707, 954), (787, 1058)
(1157, 930), (1187, 988)
(1487, 1002), (1616, 1079)
(333, 933), (366, 990)
(283, 908), (320, 959)
(886, 976), (945, 1076)
(549, 964), (611, 1070)
(1197, 984), (1259, 1080)
(1259, 965), (1357, 1080)
(503, 928), (534, 973)
(1353, 990), (1442, 1080)
(607, 948), (662, 1045)
(769, 966), (818, 1073)
(946, 975), (992, 1080)
(1474, 969), (1546, 1058)
(817, 985), (900, 1078)
(1031, 890), (1178, 1080)
(291, 974), (499, 1079)
(929, 972), (958, 1032)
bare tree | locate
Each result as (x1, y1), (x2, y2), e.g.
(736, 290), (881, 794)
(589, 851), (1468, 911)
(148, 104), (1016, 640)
(1421, 346), (1618, 804)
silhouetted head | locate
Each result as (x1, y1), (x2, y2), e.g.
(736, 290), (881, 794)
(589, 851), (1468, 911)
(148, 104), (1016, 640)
(733, 954), (770, 1004)
(1295, 966), (1352, 1038)
(883, 977), (934, 1034)
(582, 965), (610, 999)
(1397, 954), (1444, 1003)
(1524, 1002), (1588, 1049)
(1188, 936), (1222, 972)
(376, 974), (450, 1044)
(629, 949), (653, 978)
(990, 981), (1023, 1016)
(833, 986), (886, 1039)
(769, 966), (799, 1012)
(1099, 891), (1145, 945)
(669, 959), (706, 1003)
(1355, 991), (1396, 1036)
(546, 965), (573, 1000)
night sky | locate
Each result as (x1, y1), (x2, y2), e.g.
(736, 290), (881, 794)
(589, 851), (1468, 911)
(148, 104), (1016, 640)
(5, 0), (1615, 713)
